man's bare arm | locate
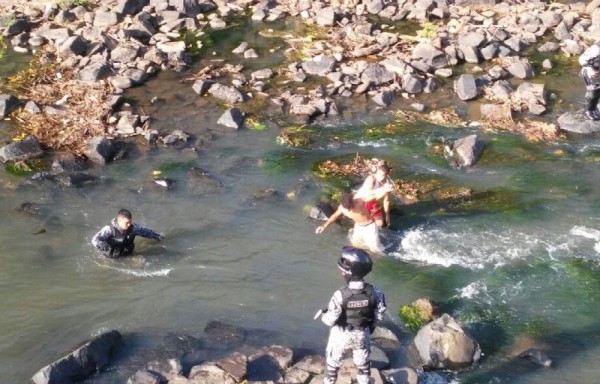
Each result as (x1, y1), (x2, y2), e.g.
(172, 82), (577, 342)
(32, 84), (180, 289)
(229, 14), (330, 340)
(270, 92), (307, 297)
(315, 207), (344, 234)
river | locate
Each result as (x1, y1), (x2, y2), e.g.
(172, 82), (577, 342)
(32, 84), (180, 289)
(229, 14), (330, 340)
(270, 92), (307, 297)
(3, 21), (600, 384)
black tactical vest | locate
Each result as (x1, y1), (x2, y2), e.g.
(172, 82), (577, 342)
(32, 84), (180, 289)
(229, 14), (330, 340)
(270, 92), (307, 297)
(108, 223), (135, 257)
(337, 283), (376, 328)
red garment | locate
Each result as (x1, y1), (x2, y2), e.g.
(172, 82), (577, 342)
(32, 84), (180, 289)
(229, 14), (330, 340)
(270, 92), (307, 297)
(365, 200), (383, 220)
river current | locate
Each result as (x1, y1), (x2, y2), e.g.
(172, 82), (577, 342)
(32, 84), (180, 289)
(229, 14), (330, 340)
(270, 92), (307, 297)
(3, 25), (600, 384)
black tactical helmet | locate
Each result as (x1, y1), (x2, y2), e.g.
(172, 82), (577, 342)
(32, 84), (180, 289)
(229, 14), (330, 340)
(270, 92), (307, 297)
(338, 246), (373, 279)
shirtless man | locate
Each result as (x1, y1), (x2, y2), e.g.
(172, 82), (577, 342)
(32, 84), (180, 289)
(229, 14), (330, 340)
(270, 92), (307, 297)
(315, 190), (392, 254)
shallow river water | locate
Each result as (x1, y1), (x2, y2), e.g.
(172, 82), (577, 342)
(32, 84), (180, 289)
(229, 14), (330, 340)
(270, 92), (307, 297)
(3, 21), (600, 384)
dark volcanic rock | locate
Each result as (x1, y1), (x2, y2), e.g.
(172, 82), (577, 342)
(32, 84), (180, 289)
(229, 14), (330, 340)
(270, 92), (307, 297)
(0, 94), (19, 118)
(0, 136), (44, 162)
(85, 137), (116, 164)
(31, 330), (122, 384)
(361, 63), (395, 86)
(162, 129), (190, 145)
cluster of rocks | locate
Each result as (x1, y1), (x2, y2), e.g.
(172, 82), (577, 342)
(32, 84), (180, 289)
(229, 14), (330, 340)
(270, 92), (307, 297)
(0, 0), (597, 145)
(180, 0), (600, 125)
(31, 314), (489, 384)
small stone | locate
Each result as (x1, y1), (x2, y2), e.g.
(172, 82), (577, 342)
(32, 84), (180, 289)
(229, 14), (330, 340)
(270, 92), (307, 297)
(371, 90), (395, 107)
(24, 100), (41, 114)
(244, 49), (258, 59)
(217, 108), (245, 129)
(232, 42), (248, 54)
(411, 103), (425, 112)
(0, 136), (44, 162)
(542, 59), (552, 69)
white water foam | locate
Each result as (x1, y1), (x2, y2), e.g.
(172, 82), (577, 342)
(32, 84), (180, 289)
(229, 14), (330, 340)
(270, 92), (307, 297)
(388, 226), (538, 269)
(92, 259), (172, 277)
(457, 280), (488, 300)
(354, 140), (389, 148)
(570, 225), (600, 254)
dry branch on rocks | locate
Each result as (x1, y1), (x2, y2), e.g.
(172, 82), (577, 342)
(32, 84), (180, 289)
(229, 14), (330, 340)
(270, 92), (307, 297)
(5, 52), (114, 155)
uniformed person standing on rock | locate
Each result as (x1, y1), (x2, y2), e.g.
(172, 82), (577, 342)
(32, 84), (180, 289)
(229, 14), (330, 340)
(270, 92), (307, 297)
(316, 246), (387, 384)
(92, 209), (162, 258)
(579, 42), (600, 121)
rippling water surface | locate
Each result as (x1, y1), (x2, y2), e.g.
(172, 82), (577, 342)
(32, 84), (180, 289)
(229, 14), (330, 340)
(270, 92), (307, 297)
(3, 24), (600, 384)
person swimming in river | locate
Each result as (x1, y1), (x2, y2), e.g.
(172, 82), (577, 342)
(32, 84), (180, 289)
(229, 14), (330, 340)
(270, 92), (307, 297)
(315, 190), (392, 254)
(92, 209), (163, 258)
(354, 161), (394, 228)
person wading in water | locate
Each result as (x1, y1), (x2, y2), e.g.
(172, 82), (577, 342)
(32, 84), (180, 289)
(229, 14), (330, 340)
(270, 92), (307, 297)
(92, 209), (162, 258)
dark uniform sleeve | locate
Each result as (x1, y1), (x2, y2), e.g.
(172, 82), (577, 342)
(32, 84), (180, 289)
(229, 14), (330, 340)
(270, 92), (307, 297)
(91, 225), (113, 255)
(131, 223), (161, 240)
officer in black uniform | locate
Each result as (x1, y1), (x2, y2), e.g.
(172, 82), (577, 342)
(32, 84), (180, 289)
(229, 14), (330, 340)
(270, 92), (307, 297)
(317, 246), (387, 384)
(91, 209), (162, 258)
(580, 43), (600, 120)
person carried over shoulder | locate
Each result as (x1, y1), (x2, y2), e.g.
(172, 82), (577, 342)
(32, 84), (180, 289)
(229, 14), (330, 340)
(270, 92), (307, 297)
(316, 191), (392, 254)
(579, 42), (600, 121)
(354, 160), (395, 228)
(92, 209), (162, 258)
(316, 246), (387, 384)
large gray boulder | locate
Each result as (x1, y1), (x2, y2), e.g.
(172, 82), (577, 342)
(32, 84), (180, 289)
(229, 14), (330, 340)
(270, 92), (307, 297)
(0, 136), (44, 162)
(514, 82), (546, 114)
(454, 74), (477, 101)
(557, 112), (600, 134)
(85, 137), (116, 164)
(31, 330), (122, 384)
(411, 314), (481, 369)
(58, 35), (87, 57)
(361, 63), (395, 86)
(453, 134), (484, 167)
(301, 56), (337, 76)
(507, 58), (535, 79)
(0, 94), (19, 118)
(208, 83), (244, 104)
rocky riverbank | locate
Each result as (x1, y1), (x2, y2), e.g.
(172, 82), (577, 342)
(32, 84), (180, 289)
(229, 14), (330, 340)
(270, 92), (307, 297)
(30, 312), (491, 384)
(1, 0), (599, 165)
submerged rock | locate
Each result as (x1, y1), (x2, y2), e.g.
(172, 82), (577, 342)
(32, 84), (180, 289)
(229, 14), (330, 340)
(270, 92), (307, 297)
(187, 167), (223, 195)
(146, 358), (183, 382)
(31, 329), (122, 384)
(203, 320), (245, 348)
(208, 83), (245, 104)
(518, 348), (552, 367)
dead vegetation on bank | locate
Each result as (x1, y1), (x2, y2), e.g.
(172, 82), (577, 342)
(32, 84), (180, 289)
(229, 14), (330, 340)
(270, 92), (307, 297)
(3, 51), (114, 155)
